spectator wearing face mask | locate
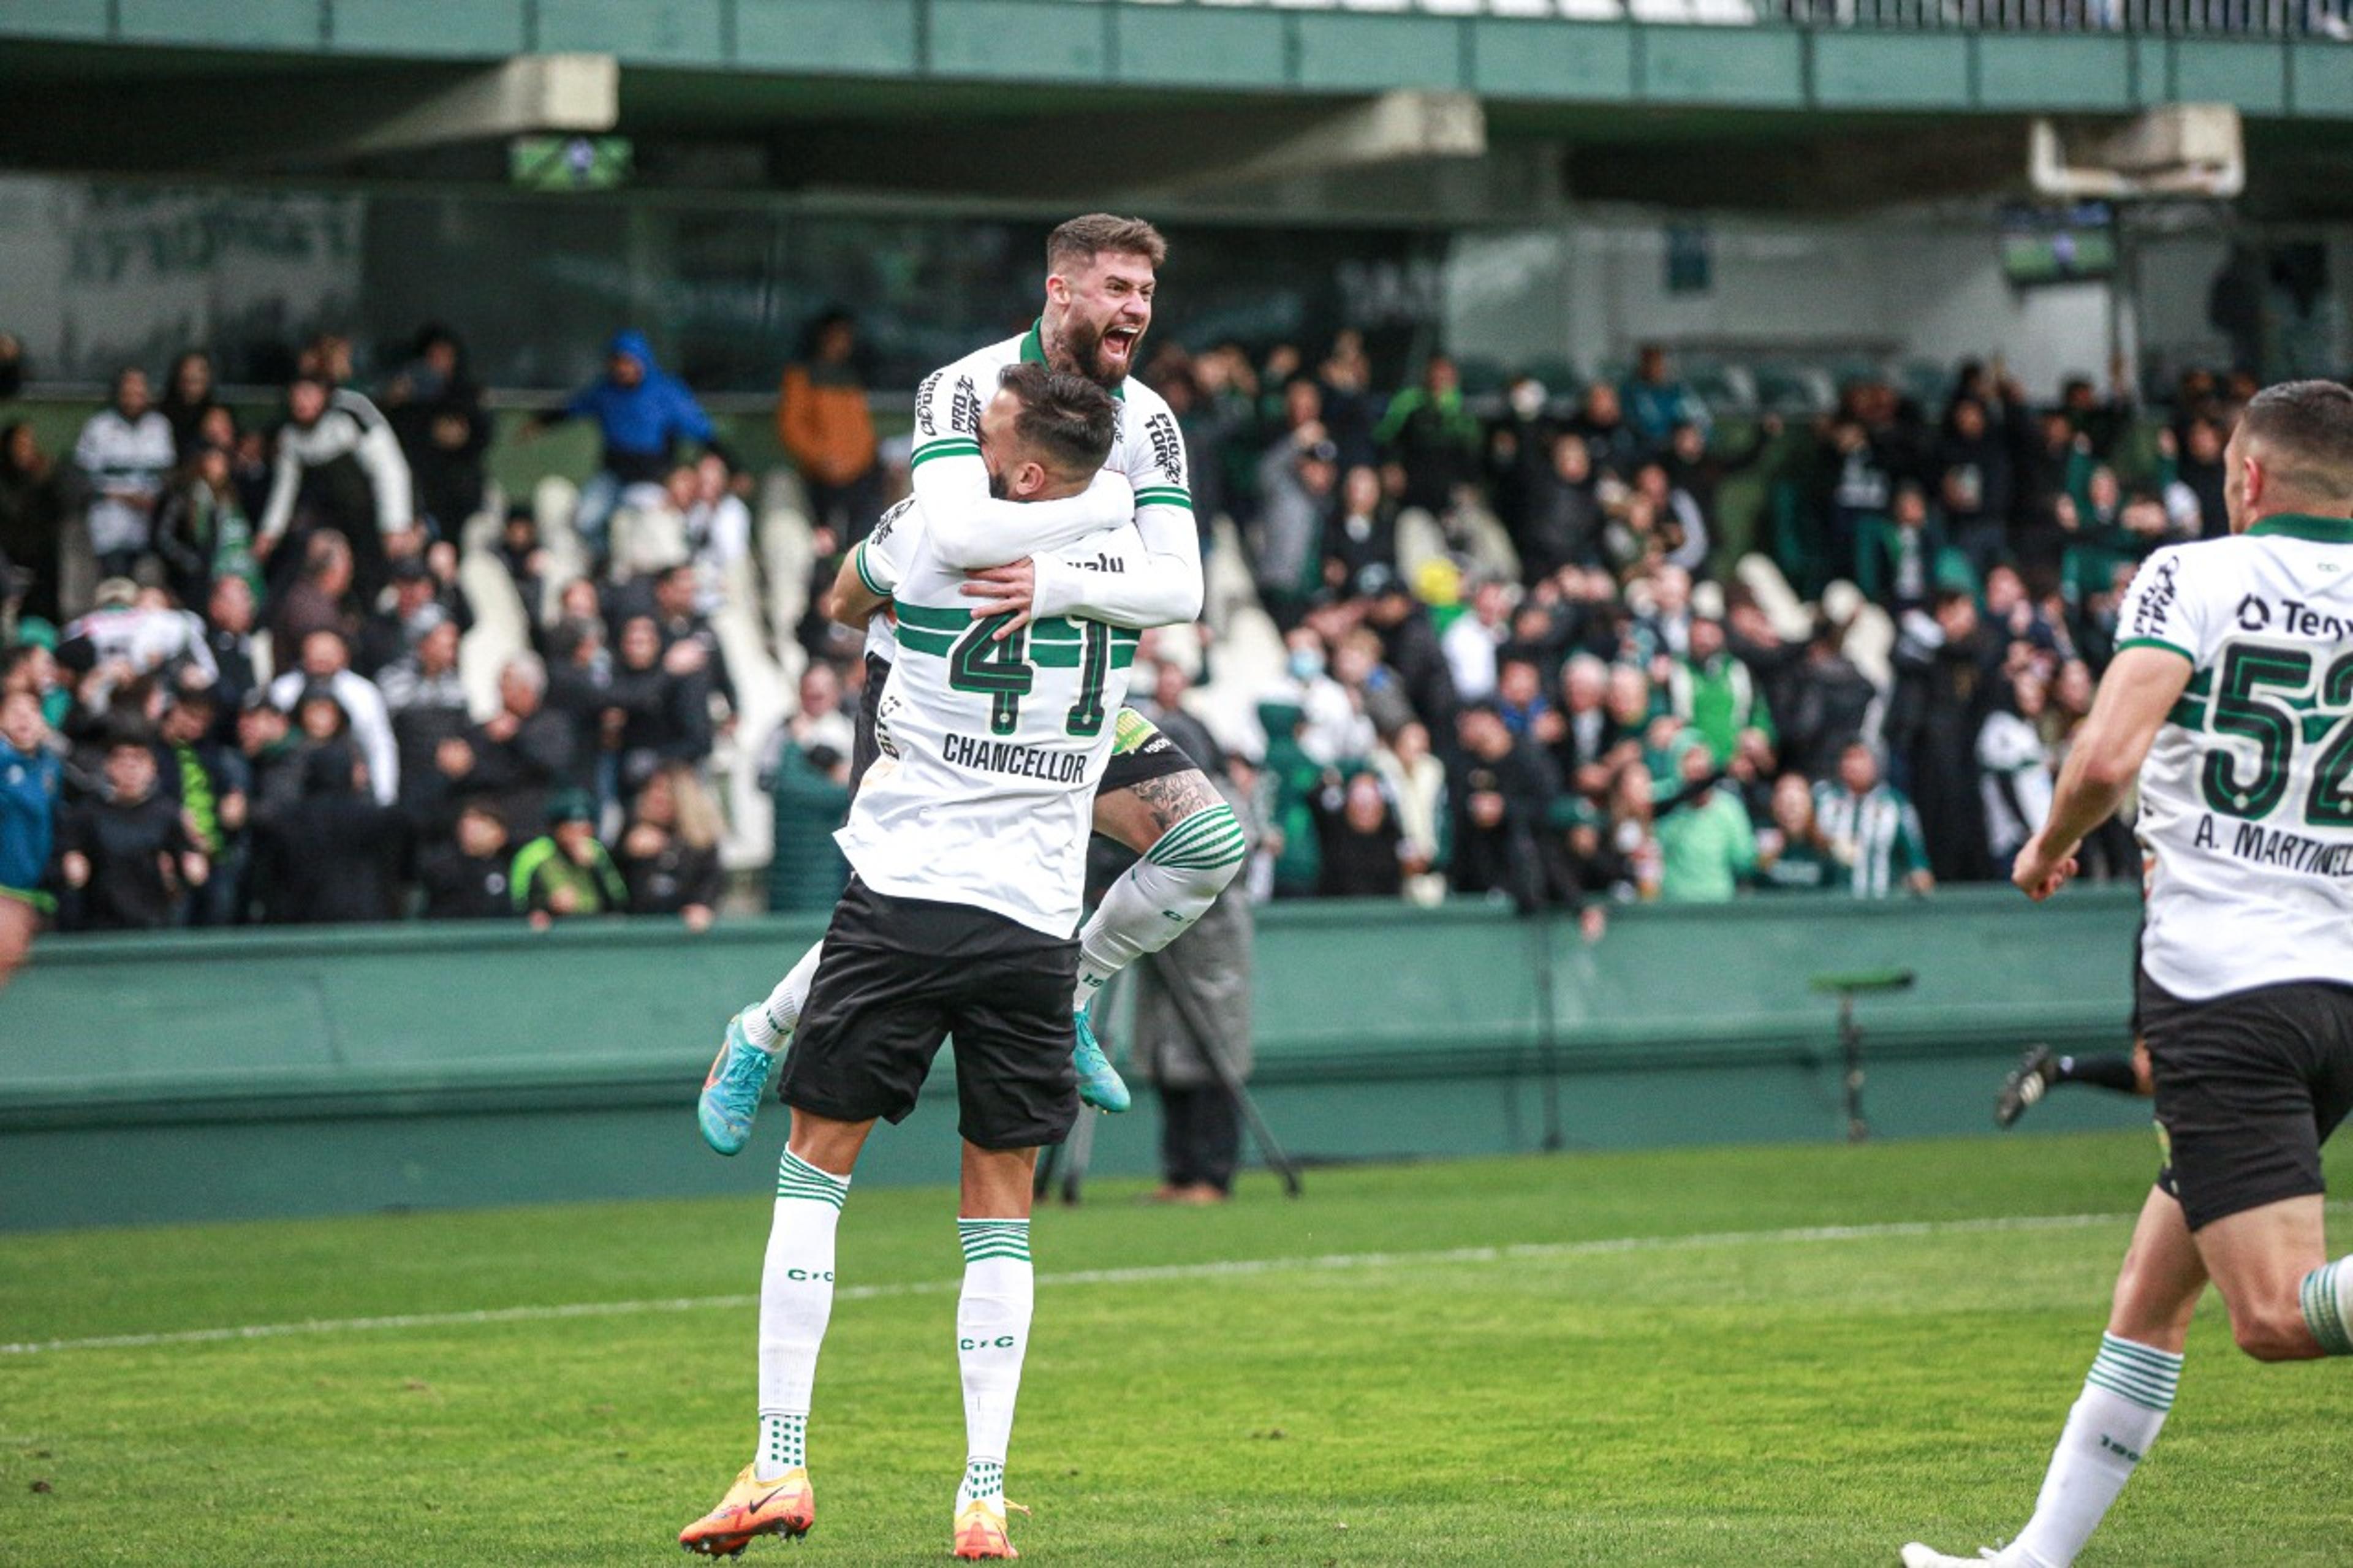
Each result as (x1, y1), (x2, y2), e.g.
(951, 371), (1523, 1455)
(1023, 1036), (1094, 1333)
(1270, 627), (1370, 768)
(1485, 375), (1559, 548)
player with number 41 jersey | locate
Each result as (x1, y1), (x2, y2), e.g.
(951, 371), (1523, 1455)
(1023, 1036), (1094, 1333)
(843, 489), (1143, 939)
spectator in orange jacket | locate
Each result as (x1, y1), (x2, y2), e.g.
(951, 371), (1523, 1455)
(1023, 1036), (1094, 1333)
(776, 309), (884, 541)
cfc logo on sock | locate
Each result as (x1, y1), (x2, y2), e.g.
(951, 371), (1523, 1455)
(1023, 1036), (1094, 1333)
(784, 1268), (835, 1283)
(2098, 1434), (2143, 1463)
(959, 1335), (1019, 1351)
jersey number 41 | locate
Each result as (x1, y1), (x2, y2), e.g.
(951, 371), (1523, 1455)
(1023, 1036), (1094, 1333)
(950, 613), (1113, 739)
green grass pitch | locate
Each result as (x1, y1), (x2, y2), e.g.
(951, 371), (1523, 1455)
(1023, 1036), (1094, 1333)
(4, 1131), (2348, 1565)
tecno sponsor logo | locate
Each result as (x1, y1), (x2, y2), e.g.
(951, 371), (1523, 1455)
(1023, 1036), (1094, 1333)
(2234, 596), (2353, 640)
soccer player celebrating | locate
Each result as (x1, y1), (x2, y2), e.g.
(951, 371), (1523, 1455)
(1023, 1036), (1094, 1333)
(1904, 381), (2353, 1567)
(699, 215), (1245, 1152)
(679, 366), (1143, 1560)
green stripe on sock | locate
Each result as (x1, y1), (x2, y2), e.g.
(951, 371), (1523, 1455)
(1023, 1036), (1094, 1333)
(1145, 806), (1238, 865)
(2086, 1335), (2180, 1411)
(778, 1151), (849, 1208)
(1151, 828), (1248, 870)
(958, 1219), (1031, 1264)
(2304, 1263), (2352, 1355)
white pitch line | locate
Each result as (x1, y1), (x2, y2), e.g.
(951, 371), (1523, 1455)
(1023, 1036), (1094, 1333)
(0, 1207), (2155, 1358)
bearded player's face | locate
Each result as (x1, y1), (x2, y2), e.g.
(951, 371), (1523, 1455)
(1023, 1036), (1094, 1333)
(1054, 250), (1154, 387)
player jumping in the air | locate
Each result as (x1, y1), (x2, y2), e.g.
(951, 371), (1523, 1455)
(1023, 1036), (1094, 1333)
(697, 216), (1241, 1154)
(1903, 380), (2353, 1567)
(679, 366), (1142, 1560)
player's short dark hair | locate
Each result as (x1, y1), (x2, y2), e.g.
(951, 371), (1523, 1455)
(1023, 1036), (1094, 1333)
(1047, 213), (1167, 275)
(995, 362), (1117, 480)
(2238, 379), (2353, 498)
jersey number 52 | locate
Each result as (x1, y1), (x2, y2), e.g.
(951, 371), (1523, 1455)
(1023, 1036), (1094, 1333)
(2201, 644), (2353, 825)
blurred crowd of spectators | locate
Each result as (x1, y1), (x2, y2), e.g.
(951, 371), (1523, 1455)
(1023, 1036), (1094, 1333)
(0, 327), (766, 961)
(0, 307), (2279, 969)
(1133, 335), (2240, 908)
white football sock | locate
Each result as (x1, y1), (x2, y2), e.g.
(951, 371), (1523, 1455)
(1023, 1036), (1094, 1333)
(1074, 803), (1246, 1006)
(2001, 1333), (2180, 1567)
(2300, 1255), (2353, 1355)
(755, 1149), (849, 1481)
(955, 1219), (1033, 1509)
(749, 941), (825, 1047)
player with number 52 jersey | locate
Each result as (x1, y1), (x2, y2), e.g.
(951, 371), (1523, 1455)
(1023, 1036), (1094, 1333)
(2114, 508), (2353, 1000)
(1906, 380), (2353, 1568)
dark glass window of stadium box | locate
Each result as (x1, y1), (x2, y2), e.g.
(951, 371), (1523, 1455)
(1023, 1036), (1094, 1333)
(362, 201), (1448, 395)
(0, 176), (1446, 396)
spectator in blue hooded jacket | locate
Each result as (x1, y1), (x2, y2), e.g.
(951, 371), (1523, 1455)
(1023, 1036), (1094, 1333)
(0, 683), (63, 993)
(526, 330), (734, 561)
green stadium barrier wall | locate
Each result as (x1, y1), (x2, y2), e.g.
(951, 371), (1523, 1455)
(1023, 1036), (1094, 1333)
(0, 886), (2149, 1231)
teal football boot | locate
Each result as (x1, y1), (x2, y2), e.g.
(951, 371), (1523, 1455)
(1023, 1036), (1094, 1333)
(698, 1009), (782, 1155)
(1071, 1002), (1131, 1114)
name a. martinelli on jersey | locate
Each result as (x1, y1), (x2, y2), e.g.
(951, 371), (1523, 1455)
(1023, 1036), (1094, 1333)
(2214, 818), (2353, 878)
(940, 732), (1091, 782)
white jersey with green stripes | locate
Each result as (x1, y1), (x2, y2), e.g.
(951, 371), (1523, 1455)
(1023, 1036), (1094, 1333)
(2115, 515), (2353, 1001)
(838, 497), (1141, 939)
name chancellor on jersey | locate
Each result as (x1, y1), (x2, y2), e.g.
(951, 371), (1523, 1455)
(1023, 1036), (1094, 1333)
(940, 732), (1093, 783)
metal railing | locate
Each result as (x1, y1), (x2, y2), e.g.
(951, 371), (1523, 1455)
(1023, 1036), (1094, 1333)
(1108, 0), (2353, 40)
